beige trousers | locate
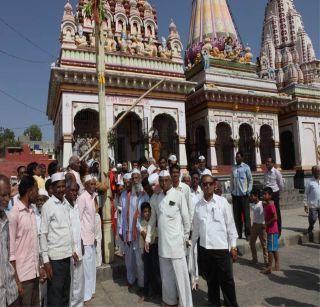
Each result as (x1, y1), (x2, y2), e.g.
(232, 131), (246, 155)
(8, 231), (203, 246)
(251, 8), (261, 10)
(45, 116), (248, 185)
(249, 223), (268, 264)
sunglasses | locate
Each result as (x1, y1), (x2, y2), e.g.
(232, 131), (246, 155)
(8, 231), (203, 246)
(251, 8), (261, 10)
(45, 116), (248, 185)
(202, 182), (214, 187)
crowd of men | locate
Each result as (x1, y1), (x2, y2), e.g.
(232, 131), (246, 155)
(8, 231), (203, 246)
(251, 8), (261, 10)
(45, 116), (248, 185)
(0, 152), (319, 307)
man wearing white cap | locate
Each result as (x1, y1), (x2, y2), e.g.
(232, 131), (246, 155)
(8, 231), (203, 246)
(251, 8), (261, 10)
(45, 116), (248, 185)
(198, 156), (212, 177)
(77, 175), (98, 304)
(119, 169), (149, 292)
(65, 180), (84, 307)
(168, 154), (178, 169)
(40, 172), (75, 307)
(145, 170), (193, 307)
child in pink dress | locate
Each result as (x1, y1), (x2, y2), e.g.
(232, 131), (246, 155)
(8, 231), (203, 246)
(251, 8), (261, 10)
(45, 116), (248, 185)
(262, 187), (280, 274)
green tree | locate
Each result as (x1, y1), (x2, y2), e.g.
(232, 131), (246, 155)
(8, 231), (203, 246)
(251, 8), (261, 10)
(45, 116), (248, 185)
(0, 128), (20, 157)
(23, 125), (42, 141)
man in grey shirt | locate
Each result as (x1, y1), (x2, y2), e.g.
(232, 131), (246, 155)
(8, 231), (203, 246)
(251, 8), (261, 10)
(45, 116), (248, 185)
(0, 175), (19, 306)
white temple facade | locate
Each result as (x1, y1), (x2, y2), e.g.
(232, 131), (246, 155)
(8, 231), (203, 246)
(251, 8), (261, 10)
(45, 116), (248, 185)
(47, 0), (195, 168)
(47, 0), (319, 173)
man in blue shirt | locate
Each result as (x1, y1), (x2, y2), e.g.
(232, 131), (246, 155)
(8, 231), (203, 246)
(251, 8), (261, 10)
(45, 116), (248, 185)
(231, 152), (253, 241)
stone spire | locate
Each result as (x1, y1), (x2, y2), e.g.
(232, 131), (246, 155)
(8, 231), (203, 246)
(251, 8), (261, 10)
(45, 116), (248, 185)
(60, 1), (77, 49)
(260, 0), (318, 88)
(188, 0), (240, 49)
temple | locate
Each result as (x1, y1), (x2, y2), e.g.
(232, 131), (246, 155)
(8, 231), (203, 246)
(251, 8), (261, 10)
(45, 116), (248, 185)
(47, 0), (319, 176)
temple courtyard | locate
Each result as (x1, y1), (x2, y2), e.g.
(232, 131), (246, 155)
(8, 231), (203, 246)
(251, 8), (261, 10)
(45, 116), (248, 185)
(91, 209), (320, 307)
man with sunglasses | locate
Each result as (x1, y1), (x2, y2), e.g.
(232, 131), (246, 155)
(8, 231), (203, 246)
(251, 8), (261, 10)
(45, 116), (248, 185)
(145, 170), (193, 307)
(192, 174), (238, 307)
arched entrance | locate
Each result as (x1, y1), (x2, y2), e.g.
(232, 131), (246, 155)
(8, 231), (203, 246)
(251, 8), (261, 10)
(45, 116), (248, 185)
(216, 122), (234, 165)
(73, 109), (99, 159)
(153, 114), (178, 158)
(260, 125), (275, 164)
(239, 124), (256, 171)
(280, 131), (296, 170)
(74, 109), (99, 138)
(115, 112), (145, 163)
(195, 125), (207, 157)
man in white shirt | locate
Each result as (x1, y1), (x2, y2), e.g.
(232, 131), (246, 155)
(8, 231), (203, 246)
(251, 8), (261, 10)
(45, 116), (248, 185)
(264, 157), (284, 236)
(198, 156), (212, 177)
(190, 172), (203, 223)
(304, 165), (320, 241)
(69, 156), (84, 195)
(65, 179), (84, 307)
(145, 170), (193, 307)
(40, 172), (76, 307)
(171, 165), (193, 225)
(192, 174), (238, 307)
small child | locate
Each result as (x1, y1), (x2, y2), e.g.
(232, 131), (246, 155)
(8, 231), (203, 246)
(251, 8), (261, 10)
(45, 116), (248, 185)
(139, 202), (156, 301)
(249, 188), (268, 266)
(262, 187), (280, 274)
(95, 200), (102, 267)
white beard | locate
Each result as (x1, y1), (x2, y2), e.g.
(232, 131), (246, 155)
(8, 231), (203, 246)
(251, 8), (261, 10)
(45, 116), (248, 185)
(132, 183), (142, 194)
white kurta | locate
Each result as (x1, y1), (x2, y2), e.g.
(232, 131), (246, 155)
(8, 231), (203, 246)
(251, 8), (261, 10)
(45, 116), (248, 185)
(146, 187), (193, 307)
(68, 202), (84, 307)
(174, 182), (193, 227)
(119, 190), (149, 287)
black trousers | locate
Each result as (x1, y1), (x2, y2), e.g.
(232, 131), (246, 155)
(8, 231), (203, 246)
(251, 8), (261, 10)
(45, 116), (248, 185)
(308, 208), (320, 233)
(143, 243), (162, 297)
(232, 195), (251, 238)
(273, 191), (282, 235)
(200, 247), (238, 307)
(47, 257), (71, 307)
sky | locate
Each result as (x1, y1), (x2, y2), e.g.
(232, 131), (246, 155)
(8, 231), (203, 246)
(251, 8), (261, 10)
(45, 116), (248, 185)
(0, 0), (319, 141)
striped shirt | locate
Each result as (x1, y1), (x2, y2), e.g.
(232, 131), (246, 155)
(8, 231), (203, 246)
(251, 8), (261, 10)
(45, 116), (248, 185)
(0, 212), (19, 306)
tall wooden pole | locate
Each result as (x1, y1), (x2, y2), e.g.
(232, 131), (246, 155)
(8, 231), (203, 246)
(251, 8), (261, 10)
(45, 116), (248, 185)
(94, 0), (114, 264)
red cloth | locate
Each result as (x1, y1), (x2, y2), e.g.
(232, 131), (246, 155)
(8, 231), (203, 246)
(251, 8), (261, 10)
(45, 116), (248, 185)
(264, 202), (279, 234)
(109, 171), (117, 236)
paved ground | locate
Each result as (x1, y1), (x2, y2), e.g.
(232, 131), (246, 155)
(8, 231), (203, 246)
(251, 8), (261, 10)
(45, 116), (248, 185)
(91, 242), (320, 307)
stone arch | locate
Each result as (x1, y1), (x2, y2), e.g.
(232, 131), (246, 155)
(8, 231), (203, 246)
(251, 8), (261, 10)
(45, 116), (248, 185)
(153, 113), (178, 159)
(216, 122), (234, 165)
(280, 131), (296, 170)
(239, 123), (256, 171)
(194, 125), (207, 157)
(144, 20), (156, 38)
(302, 127), (317, 167)
(115, 14), (128, 33)
(115, 111), (144, 163)
(260, 124), (275, 164)
(129, 16), (143, 36)
(73, 108), (99, 139)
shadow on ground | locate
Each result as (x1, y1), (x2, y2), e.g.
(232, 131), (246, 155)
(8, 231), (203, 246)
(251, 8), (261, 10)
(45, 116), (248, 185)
(265, 297), (317, 307)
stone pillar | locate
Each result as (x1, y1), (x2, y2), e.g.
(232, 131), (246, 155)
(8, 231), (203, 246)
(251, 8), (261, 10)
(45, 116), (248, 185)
(179, 137), (188, 171)
(63, 134), (73, 167)
(256, 145), (262, 171)
(275, 142), (281, 168)
(147, 139), (152, 160)
(207, 140), (218, 173)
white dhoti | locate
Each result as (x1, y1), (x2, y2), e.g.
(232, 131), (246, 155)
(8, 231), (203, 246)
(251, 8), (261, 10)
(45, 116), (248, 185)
(83, 245), (96, 302)
(159, 257), (193, 307)
(96, 238), (102, 267)
(70, 258), (85, 307)
(124, 240), (144, 287)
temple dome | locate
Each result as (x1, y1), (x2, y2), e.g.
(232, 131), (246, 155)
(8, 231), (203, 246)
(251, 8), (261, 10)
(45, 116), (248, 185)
(188, 0), (240, 49)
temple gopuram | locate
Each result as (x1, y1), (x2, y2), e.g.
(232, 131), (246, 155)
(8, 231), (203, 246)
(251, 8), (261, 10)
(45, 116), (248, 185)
(47, 0), (320, 182)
